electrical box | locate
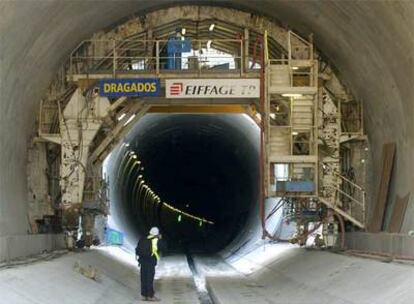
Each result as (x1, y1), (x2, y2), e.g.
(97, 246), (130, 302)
(276, 181), (315, 192)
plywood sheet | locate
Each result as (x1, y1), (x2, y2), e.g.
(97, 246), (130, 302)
(388, 193), (410, 233)
(369, 143), (396, 232)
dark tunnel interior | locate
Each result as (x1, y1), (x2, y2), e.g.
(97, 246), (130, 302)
(109, 114), (260, 253)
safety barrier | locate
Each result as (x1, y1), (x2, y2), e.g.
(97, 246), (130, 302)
(0, 234), (65, 264)
(69, 39), (246, 76)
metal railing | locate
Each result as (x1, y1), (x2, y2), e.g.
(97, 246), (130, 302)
(69, 38), (245, 76)
(287, 30), (314, 61)
(327, 172), (366, 226)
(268, 59), (318, 89)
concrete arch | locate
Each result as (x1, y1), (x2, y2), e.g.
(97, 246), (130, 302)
(1, 0), (414, 253)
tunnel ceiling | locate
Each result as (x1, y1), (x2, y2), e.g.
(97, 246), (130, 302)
(1, 0), (414, 237)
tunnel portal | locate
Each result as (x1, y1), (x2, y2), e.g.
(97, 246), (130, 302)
(28, 5), (367, 255)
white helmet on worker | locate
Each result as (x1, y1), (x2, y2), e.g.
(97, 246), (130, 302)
(149, 226), (159, 236)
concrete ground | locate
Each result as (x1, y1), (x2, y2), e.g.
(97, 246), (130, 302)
(210, 244), (414, 304)
(1, 244), (414, 304)
(0, 247), (198, 304)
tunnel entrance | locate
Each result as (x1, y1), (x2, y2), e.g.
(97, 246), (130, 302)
(109, 114), (260, 253)
(30, 4), (367, 255)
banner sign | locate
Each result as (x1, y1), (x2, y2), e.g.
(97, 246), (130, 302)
(166, 79), (260, 98)
(99, 78), (160, 97)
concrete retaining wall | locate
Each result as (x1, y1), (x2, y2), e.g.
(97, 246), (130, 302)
(346, 232), (414, 258)
(0, 234), (65, 263)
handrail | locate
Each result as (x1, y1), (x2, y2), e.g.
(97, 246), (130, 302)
(334, 172), (365, 192)
(319, 161), (366, 226)
(328, 185), (364, 207)
(69, 38), (245, 76)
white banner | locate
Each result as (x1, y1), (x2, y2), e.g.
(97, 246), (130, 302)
(166, 79), (260, 98)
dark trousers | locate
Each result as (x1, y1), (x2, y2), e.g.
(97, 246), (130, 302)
(140, 261), (156, 297)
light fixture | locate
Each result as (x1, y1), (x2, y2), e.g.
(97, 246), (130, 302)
(132, 155), (137, 159)
(270, 113), (276, 119)
(181, 28), (186, 35)
(123, 114), (136, 126)
(282, 93), (303, 98)
(292, 131), (299, 136)
(181, 36), (185, 41)
(291, 66), (299, 70)
(365, 147), (369, 151)
(117, 113), (126, 121)
(206, 40), (212, 49)
(276, 105), (280, 112)
(209, 23), (215, 31)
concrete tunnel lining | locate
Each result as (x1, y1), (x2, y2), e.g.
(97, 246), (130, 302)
(108, 114), (261, 253)
(1, 0), (414, 274)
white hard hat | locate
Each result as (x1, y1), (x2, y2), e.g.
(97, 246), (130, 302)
(149, 227), (159, 236)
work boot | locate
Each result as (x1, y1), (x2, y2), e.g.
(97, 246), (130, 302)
(141, 296), (149, 301)
(148, 296), (161, 302)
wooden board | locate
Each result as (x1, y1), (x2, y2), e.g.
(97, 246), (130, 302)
(368, 143), (396, 232)
(388, 193), (410, 233)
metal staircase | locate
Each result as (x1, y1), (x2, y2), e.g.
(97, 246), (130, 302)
(264, 31), (366, 229)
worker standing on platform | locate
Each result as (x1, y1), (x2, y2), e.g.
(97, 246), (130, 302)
(136, 227), (165, 302)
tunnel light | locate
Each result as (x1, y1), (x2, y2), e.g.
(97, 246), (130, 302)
(291, 66), (299, 70)
(199, 220), (203, 227)
(365, 147), (369, 151)
(181, 28), (186, 35)
(361, 159), (365, 163)
(125, 143), (130, 147)
(123, 114), (136, 126)
(269, 113), (276, 120)
(132, 155), (137, 159)
(292, 131), (299, 136)
(282, 93), (303, 98)
(206, 40), (212, 49)
(117, 113), (126, 121)
(209, 23), (215, 31)
(139, 180), (144, 184)
(178, 214), (182, 222)
(181, 36), (185, 41)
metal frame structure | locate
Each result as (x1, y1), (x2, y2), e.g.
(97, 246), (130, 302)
(30, 7), (368, 247)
